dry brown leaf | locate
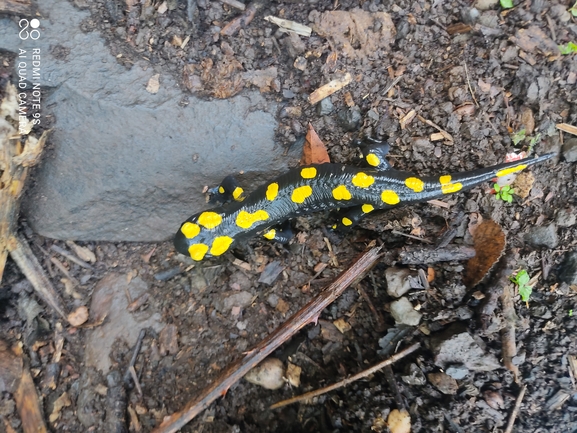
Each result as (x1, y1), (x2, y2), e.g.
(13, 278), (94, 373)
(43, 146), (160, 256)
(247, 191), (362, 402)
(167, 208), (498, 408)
(301, 123), (330, 165)
(67, 306), (89, 327)
(511, 26), (560, 56)
(65, 241), (96, 263)
(463, 220), (506, 288)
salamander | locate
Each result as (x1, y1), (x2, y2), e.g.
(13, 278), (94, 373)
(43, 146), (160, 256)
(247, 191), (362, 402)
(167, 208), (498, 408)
(174, 143), (554, 261)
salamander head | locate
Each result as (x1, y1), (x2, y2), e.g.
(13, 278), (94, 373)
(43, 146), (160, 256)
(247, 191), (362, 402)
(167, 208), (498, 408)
(174, 215), (235, 261)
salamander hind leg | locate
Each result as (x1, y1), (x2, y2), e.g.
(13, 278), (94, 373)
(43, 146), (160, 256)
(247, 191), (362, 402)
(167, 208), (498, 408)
(209, 175), (245, 204)
(359, 139), (392, 171)
(332, 204), (377, 231)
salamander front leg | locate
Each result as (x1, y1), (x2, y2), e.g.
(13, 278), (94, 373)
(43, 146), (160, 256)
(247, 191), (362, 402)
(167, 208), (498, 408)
(359, 139), (392, 171)
(262, 220), (294, 244)
(208, 175), (245, 204)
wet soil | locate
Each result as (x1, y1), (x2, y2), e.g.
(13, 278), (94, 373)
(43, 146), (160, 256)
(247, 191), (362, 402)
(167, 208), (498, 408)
(2, 0), (577, 432)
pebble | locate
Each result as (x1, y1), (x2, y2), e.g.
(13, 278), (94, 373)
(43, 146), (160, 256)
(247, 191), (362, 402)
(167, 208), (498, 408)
(401, 363), (427, 386)
(337, 106), (362, 131)
(524, 223), (559, 249)
(223, 291), (253, 311)
(474, 0), (499, 10)
(445, 364), (470, 380)
(389, 297), (422, 326)
(385, 267), (412, 298)
(316, 97), (334, 116)
(556, 208), (576, 227)
(244, 358), (285, 390)
(431, 324), (501, 371)
(558, 250), (577, 285)
(562, 138), (577, 163)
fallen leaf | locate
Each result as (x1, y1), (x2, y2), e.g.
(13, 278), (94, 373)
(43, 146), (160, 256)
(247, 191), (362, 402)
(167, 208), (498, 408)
(463, 220), (506, 288)
(286, 362), (302, 387)
(333, 318), (351, 333)
(301, 123), (330, 165)
(49, 392), (71, 422)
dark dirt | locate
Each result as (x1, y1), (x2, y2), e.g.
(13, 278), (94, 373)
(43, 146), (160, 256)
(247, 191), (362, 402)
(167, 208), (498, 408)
(2, 0), (577, 432)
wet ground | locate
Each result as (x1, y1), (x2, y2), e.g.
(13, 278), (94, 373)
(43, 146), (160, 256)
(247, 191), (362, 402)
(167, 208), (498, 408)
(1, 0), (577, 432)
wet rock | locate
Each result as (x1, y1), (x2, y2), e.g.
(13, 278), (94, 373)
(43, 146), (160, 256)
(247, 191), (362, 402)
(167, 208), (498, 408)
(474, 0), (498, 10)
(385, 267), (412, 298)
(562, 138), (577, 163)
(524, 223), (558, 249)
(0, 0), (285, 242)
(530, 305), (552, 319)
(389, 297), (422, 326)
(428, 372), (458, 395)
(401, 363), (426, 386)
(445, 364), (470, 380)
(556, 208), (576, 227)
(431, 324), (500, 371)
(338, 107), (362, 131)
(558, 251), (577, 285)
(85, 274), (164, 372)
(316, 98), (334, 116)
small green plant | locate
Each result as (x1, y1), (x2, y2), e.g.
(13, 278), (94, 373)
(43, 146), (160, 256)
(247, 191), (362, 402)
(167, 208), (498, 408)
(569, 2), (577, 17)
(500, 0), (514, 8)
(494, 184), (514, 203)
(559, 42), (577, 55)
(511, 270), (532, 303)
(528, 132), (542, 153)
(511, 129), (526, 146)
(570, 309), (574, 317)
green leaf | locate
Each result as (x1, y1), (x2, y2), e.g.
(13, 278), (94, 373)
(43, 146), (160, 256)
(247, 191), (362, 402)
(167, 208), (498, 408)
(516, 270), (530, 286)
(494, 183), (501, 192)
(519, 284), (532, 302)
(500, 0), (514, 8)
(506, 194), (513, 203)
(571, 2), (577, 17)
(512, 129), (526, 146)
(559, 42), (577, 55)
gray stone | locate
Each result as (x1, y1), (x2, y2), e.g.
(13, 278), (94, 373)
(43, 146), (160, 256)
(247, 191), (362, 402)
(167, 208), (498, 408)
(562, 138), (577, 163)
(0, 0), (287, 242)
(223, 291), (254, 311)
(316, 97), (334, 116)
(431, 324), (501, 372)
(474, 0), (499, 10)
(556, 208), (576, 227)
(559, 250), (577, 285)
(401, 363), (427, 386)
(385, 267), (412, 298)
(428, 372), (458, 395)
(524, 223), (559, 249)
(389, 297), (422, 326)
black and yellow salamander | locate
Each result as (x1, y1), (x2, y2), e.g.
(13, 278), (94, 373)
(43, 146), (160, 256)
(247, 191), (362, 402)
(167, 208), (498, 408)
(174, 142), (554, 261)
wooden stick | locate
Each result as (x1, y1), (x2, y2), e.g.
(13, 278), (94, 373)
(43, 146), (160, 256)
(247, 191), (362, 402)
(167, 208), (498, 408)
(270, 343), (420, 409)
(504, 385), (527, 433)
(152, 246), (382, 433)
(8, 235), (67, 321)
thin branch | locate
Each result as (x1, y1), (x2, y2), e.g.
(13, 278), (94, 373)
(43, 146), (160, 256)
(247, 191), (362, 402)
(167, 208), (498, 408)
(270, 343), (420, 409)
(504, 385), (527, 433)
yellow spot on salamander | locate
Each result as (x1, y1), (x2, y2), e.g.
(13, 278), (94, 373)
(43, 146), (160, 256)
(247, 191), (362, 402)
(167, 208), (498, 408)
(439, 175), (452, 185)
(342, 217), (353, 226)
(362, 204), (374, 213)
(441, 182), (463, 194)
(352, 172), (375, 188)
(366, 153), (380, 167)
(236, 210), (269, 229)
(188, 243), (209, 261)
(300, 167), (317, 179)
(181, 222), (200, 239)
(232, 187), (244, 201)
(291, 185), (313, 203)
(263, 229), (276, 240)
(266, 183), (279, 201)
(332, 185), (352, 200)
(197, 211), (222, 229)
(405, 177), (424, 192)
(496, 164), (527, 177)
(381, 190), (400, 205)
(218, 186), (225, 194)
(210, 236), (234, 256)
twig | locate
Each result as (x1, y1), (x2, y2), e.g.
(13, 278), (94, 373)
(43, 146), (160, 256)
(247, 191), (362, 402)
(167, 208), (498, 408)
(50, 256), (80, 287)
(391, 230), (432, 244)
(8, 235), (67, 321)
(356, 284), (385, 332)
(220, 1), (263, 36)
(124, 329), (146, 384)
(382, 75), (403, 96)
(50, 244), (93, 270)
(270, 343), (420, 409)
(417, 115), (454, 143)
(504, 385), (527, 433)
(463, 60), (479, 108)
(152, 246), (383, 433)
(129, 366), (143, 397)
